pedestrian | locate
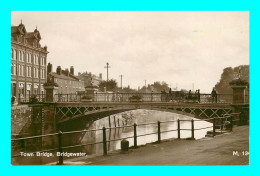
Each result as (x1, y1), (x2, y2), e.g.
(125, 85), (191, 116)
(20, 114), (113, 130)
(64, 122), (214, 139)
(169, 88), (172, 101)
(188, 90), (192, 99)
(197, 89), (200, 103)
(211, 88), (217, 103)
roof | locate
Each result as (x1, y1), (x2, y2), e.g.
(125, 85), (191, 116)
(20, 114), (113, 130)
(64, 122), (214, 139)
(50, 72), (80, 81)
(11, 24), (41, 40)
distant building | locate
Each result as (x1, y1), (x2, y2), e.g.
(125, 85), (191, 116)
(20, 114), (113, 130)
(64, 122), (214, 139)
(11, 22), (48, 97)
(47, 63), (85, 94)
(78, 72), (103, 88)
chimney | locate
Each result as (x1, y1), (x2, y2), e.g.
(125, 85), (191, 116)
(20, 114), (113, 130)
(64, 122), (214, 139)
(56, 66), (61, 75)
(65, 68), (69, 76)
(99, 73), (102, 79)
(47, 62), (52, 74)
(70, 66), (74, 75)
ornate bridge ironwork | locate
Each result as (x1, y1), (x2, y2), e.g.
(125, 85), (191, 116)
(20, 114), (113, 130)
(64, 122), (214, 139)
(54, 102), (232, 124)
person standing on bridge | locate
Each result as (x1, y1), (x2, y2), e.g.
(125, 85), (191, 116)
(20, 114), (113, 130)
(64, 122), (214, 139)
(197, 89), (201, 103)
(169, 88), (173, 101)
(211, 88), (217, 103)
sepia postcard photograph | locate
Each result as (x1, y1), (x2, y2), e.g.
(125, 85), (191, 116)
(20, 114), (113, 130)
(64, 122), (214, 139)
(10, 11), (249, 165)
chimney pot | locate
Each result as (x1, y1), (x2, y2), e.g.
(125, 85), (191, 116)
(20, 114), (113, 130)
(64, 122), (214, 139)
(56, 66), (61, 75)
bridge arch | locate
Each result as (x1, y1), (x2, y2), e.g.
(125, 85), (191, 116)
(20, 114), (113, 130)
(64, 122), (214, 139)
(54, 102), (232, 124)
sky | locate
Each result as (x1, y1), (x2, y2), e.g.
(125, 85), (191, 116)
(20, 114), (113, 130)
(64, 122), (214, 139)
(11, 11), (249, 93)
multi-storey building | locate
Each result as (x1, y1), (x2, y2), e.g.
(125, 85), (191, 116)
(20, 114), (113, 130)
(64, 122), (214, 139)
(78, 72), (103, 87)
(47, 63), (85, 94)
(11, 22), (48, 97)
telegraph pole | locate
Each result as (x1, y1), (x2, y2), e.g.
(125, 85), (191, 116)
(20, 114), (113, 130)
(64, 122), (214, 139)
(104, 62), (110, 81)
(144, 80), (147, 92)
(119, 75), (123, 89)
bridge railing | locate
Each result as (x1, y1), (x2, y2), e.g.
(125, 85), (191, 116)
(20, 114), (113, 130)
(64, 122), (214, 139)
(11, 113), (241, 165)
(15, 92), (248, 104)
(17, 93), (46, 104)
(51, 92), (235, 104)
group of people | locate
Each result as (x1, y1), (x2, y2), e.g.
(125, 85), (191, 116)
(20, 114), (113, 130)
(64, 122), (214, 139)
(187, 89), (201, 102)
(160, 87), (218, 103)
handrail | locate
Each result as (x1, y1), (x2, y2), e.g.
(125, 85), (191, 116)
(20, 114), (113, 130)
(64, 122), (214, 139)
(11, 114), (239, 164)
(16, 92), (236, 104)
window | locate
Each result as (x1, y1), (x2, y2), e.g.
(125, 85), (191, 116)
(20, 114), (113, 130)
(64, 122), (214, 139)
(34, 67), (38, 78)
(17, 50), (20, 61)
(19, 51), (22, 61)
(26, 53), (28, 63)
(26, 66), (31, 77)
(41, 69), (45, 79)
(35, 55), (39, 65)
(21, 65), (24, 76)
(23, 52), (25, 62)
(27, 66), (32, 77)
(11, 64), (14, 75)
(37, 68), (39, 78)
(13, 64), (16, 75)
(31, 54), (33, 64)
(11, 49), (14, 59)
(14, 50), (16, 60)
(18, 65), (21, 76)
(34, 55), (36, 64)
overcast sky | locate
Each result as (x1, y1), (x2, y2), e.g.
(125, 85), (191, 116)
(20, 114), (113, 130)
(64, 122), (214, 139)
(11, 11), (249, 93)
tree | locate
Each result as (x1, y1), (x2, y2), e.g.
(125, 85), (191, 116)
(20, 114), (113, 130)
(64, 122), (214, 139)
(98, 79), (118, 92)
(139, 81), (170, 93)
(215, 65), (249, 94)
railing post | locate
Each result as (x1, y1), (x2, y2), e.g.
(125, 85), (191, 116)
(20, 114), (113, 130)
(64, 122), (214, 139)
(18, 93), (21, 104)
(230, 116), (233, 132)
(58, 131), (63, 165)
(102, 127), (107, 155)
(21, 139), (25, 150)
(191, 119), (194, 139)
(114, 116), (117, 127)
(67, 94), (68, 102)
(108, 115), (111, 128)
(134, 123), (137, 148)
(158, 121), (161, 142)
(213, 117), (216, 137)
(177, 119), (180, 139)
(221, 117), (224, 132)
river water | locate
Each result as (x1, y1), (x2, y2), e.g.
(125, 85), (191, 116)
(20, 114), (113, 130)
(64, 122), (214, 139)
(12, 109), (213, 165)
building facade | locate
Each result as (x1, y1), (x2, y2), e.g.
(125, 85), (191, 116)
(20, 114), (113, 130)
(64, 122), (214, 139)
(11, 22), (48, 97)
(78, 72), (103, 88)
(47, 63), (85, 94)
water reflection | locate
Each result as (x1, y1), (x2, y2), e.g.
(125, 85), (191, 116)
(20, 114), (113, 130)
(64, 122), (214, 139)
(66, 109), (212, 155)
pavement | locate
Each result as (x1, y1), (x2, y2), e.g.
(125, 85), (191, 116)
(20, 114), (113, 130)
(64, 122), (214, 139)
(60, 125), (249, 165)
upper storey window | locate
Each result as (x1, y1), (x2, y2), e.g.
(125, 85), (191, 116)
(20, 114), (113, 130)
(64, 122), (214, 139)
(26, 53), (32, 63)
(18, 51), (23, 61)
(11, 49), (14, 59)
(41, 57), (45, 66)
(34, 55), (39, 65)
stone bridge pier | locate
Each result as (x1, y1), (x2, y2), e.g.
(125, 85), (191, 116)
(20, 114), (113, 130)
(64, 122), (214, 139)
(229, 79), (249, 125)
